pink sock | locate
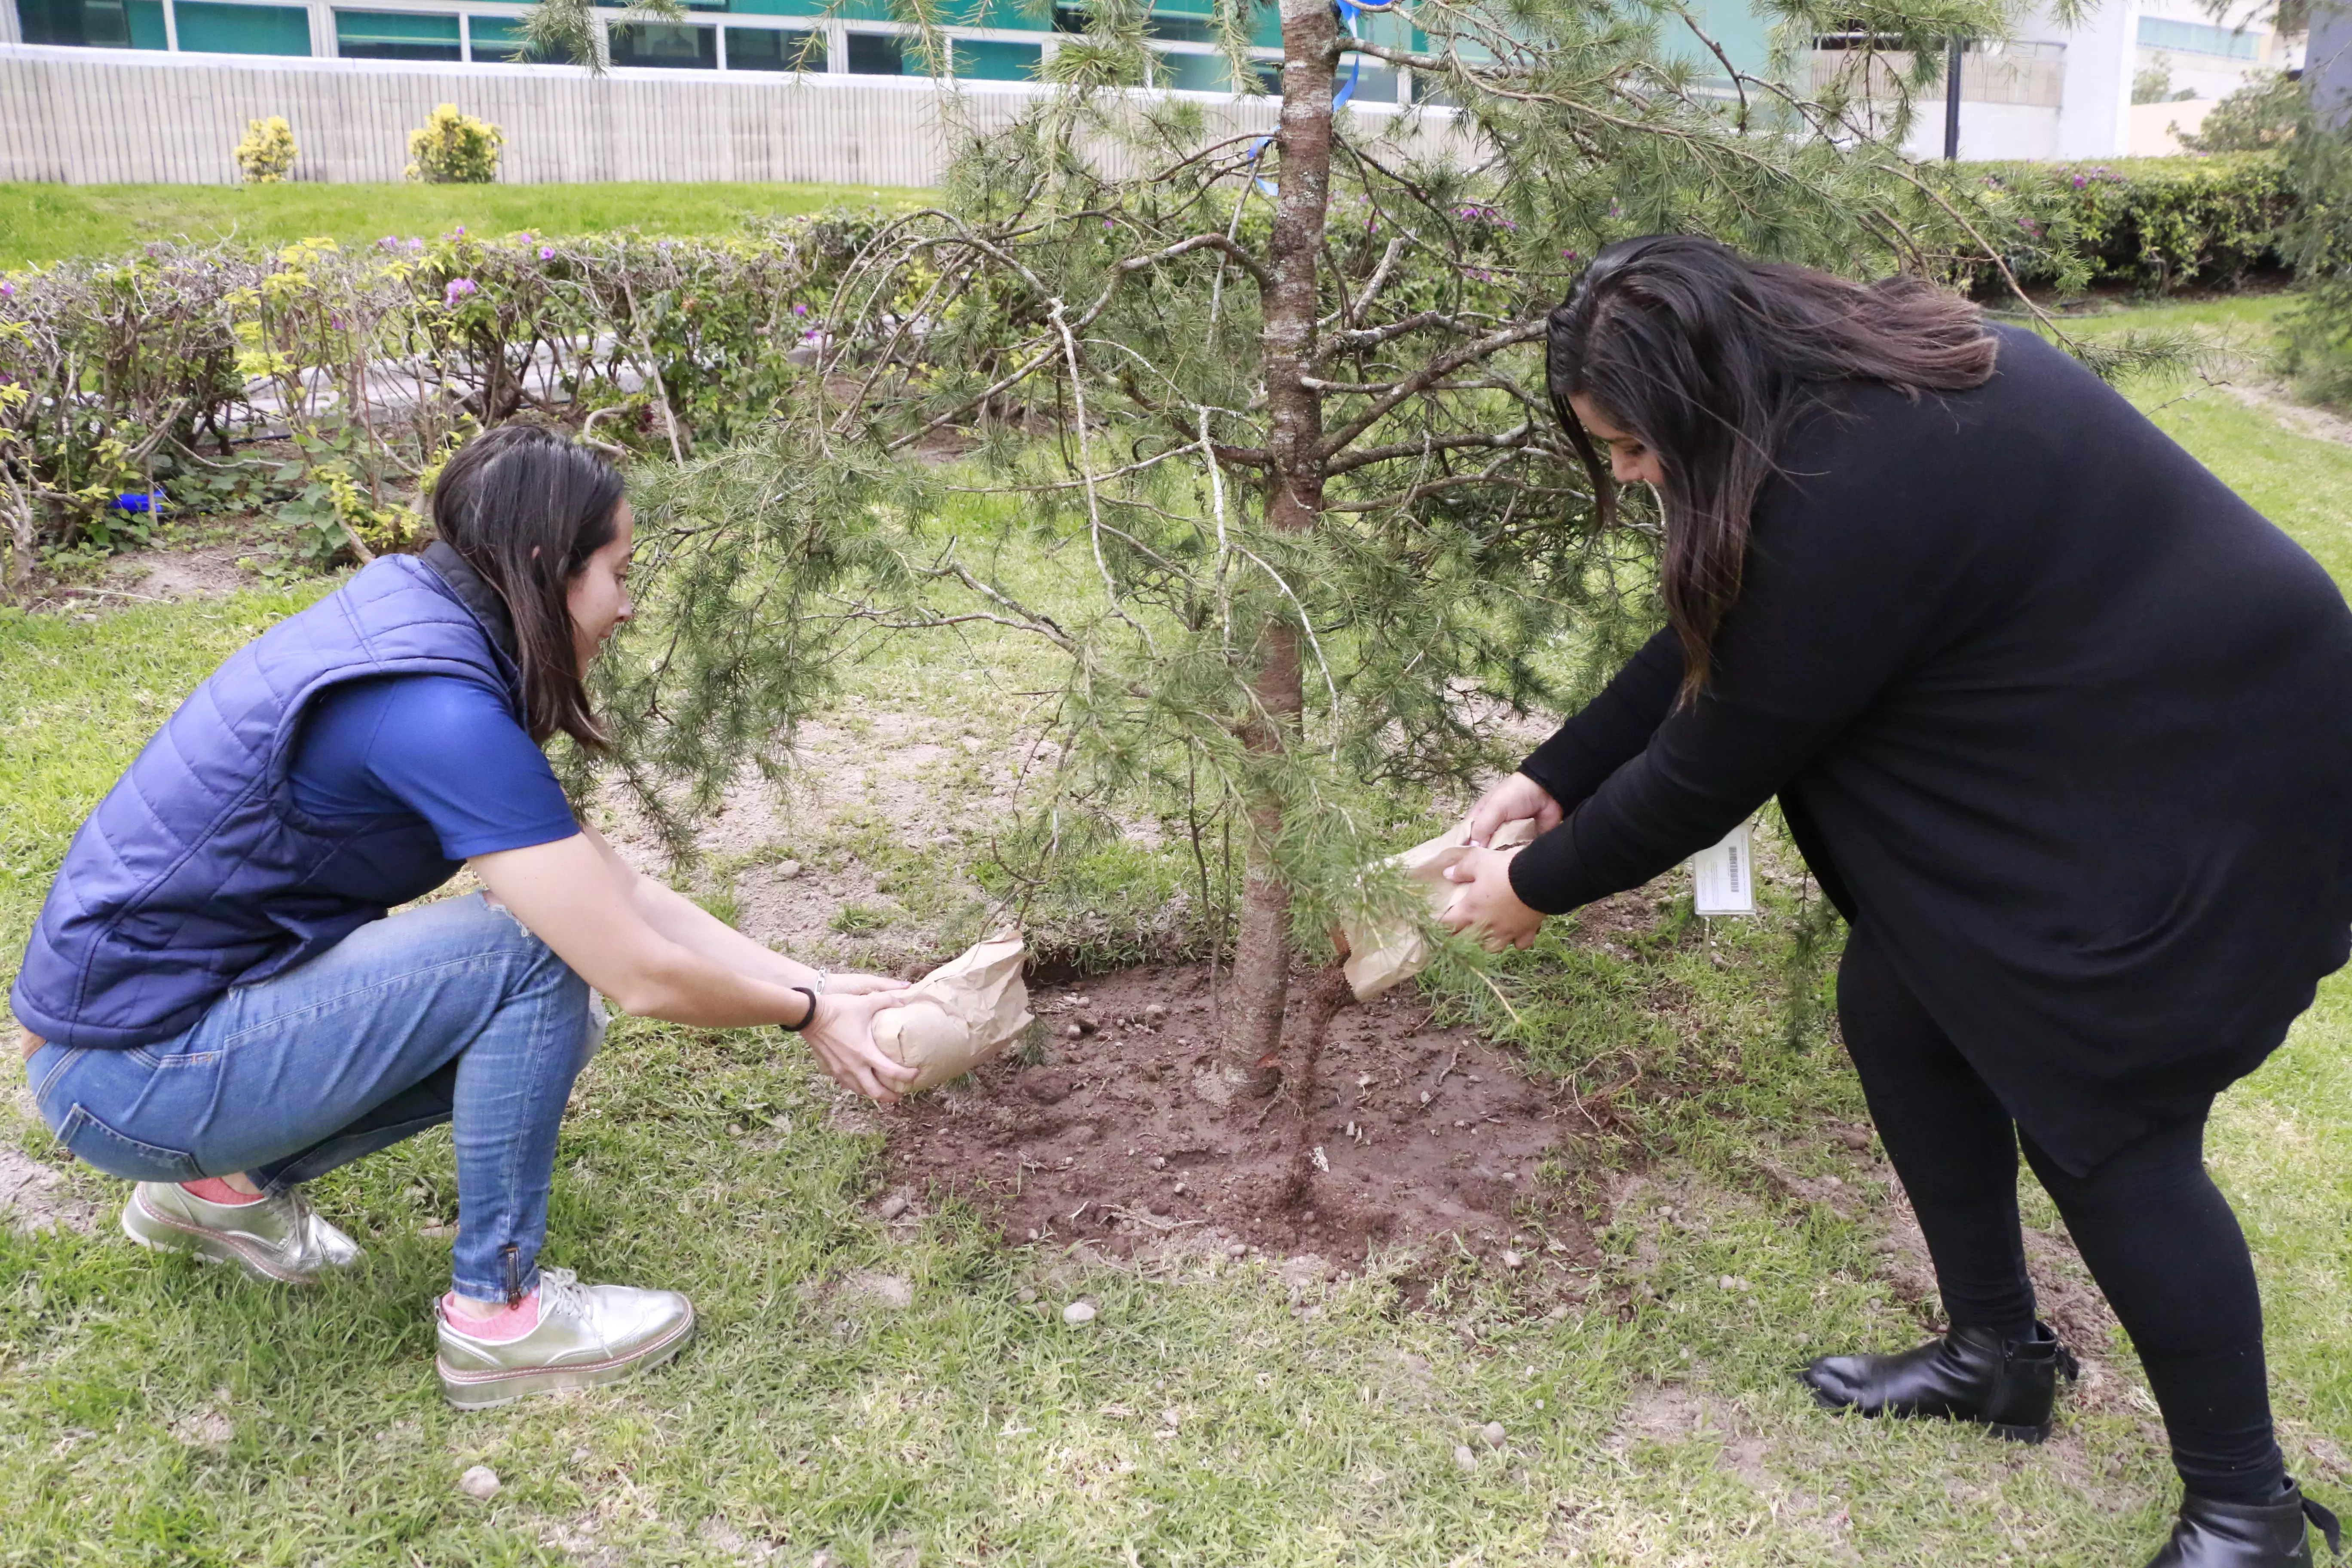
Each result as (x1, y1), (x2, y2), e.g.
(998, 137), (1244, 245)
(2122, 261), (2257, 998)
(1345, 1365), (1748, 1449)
(181, 1177), (263, 1207)
(441, 1289), (541, 1342)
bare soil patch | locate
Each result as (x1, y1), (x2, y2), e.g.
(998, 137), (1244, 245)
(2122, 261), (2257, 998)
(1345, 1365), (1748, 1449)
(0, 1144), (104, 1236)
(882, 961), (1593, 1283)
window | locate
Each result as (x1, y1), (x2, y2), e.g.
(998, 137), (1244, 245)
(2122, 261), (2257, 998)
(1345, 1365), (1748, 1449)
(467, 15), (583, 62)
(1154, 49), (1228, 91)
(16, 0), (167, 47)
(2135, 16), (2258, 58)
(725, 25), (824, 70)
(174, 1), (313, 55)
(1340, 59), (1401, 106)
(954, 38), (1038, 80)
(845, 30), (904, 73)
(335, 9), (461, 60)
(608, 20), (717, 66)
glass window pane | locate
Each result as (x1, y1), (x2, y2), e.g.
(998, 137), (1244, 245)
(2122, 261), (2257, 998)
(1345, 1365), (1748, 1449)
(336, 8), (462, 60)
(609, 21), (719, 66)
(725, 26), (826, 70)
(844, 30), (905, 73)
(174, 1), (315, 56)
(469, 14), (585, 61)
(954, 38), (1038, 80)
(18, 0), (141, 46)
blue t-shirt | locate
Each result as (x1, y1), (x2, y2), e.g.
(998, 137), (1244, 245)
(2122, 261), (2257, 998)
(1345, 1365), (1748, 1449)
(288, 675), (577, 905)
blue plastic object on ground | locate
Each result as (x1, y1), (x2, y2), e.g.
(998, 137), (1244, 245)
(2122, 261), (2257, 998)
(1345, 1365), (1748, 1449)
(116, 491), (159, 514)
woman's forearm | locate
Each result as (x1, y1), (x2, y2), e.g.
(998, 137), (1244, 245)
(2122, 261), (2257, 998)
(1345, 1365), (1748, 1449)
(1518, 626), (1683, 810)
(609, 942), (815, 1028)
(629, 876), (823, 989)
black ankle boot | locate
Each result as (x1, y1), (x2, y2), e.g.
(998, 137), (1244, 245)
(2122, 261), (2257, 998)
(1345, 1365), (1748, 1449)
(1798, 1321), (2078, 1442)
(2145, 1483), (2342, 1568)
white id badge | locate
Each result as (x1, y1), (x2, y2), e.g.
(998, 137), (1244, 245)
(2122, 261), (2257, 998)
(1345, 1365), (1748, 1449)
(1691, 820), (1756, 916)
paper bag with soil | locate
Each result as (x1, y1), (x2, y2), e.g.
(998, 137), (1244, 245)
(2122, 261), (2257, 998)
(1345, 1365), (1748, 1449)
(1338, 818), (1536, 1001)
(873, 928), (1035, 1093)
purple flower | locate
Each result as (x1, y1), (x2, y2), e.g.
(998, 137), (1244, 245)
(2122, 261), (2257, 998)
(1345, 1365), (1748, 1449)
(793, 303), (808, 316)
(518, 231), (532, 242)
(0, 282), (13, 299)
(2072, 174), (2088, 188)
(330, 315), (346, 331)
(1561, 247), (1580, 260)
(408, 238), (425, 252)
(445, 277), (478, 305)
(539, 246), (556, 260)
(1102, 217), (1115, 230)
(453, 225), (465, 236)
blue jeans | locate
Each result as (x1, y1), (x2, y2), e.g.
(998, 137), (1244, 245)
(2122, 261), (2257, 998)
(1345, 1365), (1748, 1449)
(26, 894), (600, 1302)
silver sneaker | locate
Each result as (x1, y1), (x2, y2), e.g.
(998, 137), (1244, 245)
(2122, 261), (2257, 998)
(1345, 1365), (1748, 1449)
(120, 1182), (364, 1285)
(435, 1267), (695, 1411)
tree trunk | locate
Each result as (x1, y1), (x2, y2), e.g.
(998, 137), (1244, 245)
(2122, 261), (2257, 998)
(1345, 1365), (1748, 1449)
(1220, 0), (1338, 1095)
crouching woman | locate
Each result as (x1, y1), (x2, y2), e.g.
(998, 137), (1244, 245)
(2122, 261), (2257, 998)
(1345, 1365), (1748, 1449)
(12, 425), (913, 1409)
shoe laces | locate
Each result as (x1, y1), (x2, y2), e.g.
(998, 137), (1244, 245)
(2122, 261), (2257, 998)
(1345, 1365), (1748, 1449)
(536, 1265), (585, 1320)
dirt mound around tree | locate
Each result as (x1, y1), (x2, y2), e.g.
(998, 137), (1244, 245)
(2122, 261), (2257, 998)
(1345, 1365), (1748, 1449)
(881, 962), (1594, 1286)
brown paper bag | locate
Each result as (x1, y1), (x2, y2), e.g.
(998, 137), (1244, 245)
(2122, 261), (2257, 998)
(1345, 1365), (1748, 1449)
(872, 927), (1035, 1093)
(1338, 818), (1536, 1001)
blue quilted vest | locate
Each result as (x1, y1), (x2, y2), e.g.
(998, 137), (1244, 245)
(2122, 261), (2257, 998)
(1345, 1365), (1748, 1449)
(10, 545), (526, 1050)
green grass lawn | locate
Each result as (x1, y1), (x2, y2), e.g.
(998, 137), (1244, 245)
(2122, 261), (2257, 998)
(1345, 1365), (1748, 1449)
(0, 310), (2348, 1566)
(0, 182), (928, 269)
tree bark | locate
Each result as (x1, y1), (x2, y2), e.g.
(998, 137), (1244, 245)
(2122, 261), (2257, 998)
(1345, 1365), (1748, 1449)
(1220, 0), (1338, 1094)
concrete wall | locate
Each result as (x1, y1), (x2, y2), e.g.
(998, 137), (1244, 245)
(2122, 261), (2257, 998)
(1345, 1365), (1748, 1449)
(2054, 0), (2138, 158)
(0, 42), (1400, 185)
(1899, 101), (2064, 161)
(2128, 95), (2217, 154)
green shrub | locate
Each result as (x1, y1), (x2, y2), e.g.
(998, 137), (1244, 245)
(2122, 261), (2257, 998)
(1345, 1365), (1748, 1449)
(233, 116), (297, 185)
(1966, 153), (2292, 293)
(405, 105), (503, 185)
(2280, 109), (2352, 402)
(2181, 71), (2306, 154)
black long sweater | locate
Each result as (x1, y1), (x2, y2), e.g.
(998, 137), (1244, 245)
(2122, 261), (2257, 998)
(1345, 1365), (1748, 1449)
(1507, 327), (2352, 1174)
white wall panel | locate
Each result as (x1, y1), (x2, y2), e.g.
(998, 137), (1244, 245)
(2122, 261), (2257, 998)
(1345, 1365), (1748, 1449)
(0, 43), (1449, 187)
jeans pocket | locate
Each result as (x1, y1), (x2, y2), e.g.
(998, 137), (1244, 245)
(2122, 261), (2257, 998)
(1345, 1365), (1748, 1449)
(55, 1104), (203, 1183)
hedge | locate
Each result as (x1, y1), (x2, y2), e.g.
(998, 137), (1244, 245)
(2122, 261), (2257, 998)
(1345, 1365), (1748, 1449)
(1961, 152), (2293, 293)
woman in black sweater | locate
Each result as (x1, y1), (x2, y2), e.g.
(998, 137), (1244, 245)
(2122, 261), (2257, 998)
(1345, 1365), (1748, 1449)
(1442, 236), (2352, 1568)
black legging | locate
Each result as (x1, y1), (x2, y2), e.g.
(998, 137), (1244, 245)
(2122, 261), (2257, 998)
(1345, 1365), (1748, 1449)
(1837, 922), (2285, 1504)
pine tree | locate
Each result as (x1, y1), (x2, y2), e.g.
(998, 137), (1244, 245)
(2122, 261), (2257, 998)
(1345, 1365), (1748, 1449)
(566, 0), (2039, 1092)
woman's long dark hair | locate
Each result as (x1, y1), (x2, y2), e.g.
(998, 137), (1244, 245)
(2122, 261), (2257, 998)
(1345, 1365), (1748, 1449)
(429, 424), (625, 750)
(1548, 235), (1999, 698)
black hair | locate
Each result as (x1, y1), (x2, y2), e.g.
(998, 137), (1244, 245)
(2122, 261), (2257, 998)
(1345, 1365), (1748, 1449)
(1547, 235), (1999, 698)
(429, 424), (625, 749)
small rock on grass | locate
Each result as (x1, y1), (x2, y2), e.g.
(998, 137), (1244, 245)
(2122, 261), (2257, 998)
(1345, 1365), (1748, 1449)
(1063, 1300), (1097, 1326)
(1454, 1444), (1479, 1471)
(1501, 1250), (1525, 1270)
(1480, 1421), (1507, 1449)
(458, 1465), (500, 1500)
(877, 1194), (910, 1221)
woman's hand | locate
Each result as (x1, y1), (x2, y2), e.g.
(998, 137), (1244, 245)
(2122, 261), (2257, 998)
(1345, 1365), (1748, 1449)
(821, 971), (911, 997)
(1465, 772), (1563, 848)
(1439, 846), (1546, 951)
(800, 990), (920, 1105)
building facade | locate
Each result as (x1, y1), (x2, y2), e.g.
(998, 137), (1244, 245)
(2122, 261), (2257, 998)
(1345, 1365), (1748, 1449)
(0, 0), (1439, 103)
(0, 0), (2303, 183)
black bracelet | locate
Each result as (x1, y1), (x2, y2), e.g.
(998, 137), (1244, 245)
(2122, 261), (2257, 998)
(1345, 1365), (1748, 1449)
(776, 986), (821, 1032)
